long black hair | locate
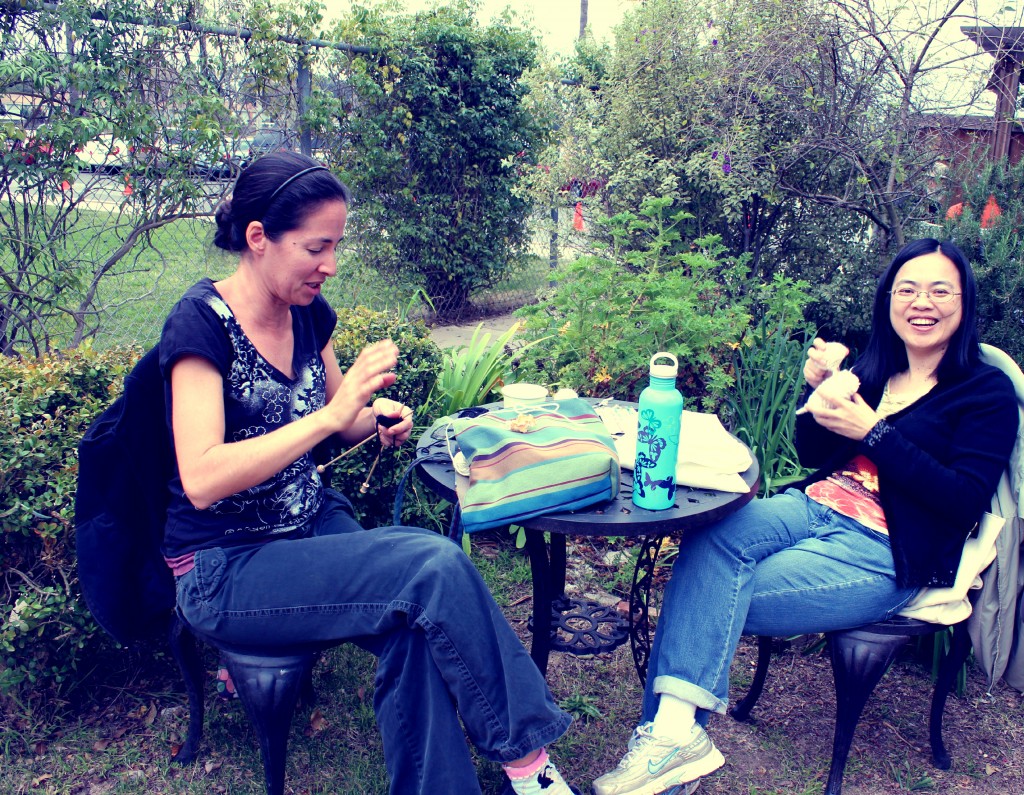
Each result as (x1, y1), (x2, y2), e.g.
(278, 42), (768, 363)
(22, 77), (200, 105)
(854, 238), (979, 392)
(213, 151), (351, 252)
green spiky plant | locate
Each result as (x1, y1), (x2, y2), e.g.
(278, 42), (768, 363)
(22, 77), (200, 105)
(428, 322), (549, 418)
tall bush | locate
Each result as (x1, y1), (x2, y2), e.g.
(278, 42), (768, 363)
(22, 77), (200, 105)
(940, 157), (1024, 365)
(329, 2), (550, 319)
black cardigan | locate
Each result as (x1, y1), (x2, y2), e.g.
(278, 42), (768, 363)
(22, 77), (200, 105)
(795, 360), (1018, 588)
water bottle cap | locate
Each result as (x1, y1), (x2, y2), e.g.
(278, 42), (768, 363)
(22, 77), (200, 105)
(649, 352), (678, 379)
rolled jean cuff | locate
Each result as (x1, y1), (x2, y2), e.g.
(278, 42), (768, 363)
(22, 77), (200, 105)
(492, 712), (573, 764)
(653, 675), (727, 715)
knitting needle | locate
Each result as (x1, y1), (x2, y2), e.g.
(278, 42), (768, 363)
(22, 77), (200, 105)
(359, 448), (384, 494)
(316, 432), (377, 474)
(315, 409), (413, 475)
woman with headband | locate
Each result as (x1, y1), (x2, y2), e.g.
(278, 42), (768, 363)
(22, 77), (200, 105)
(158, 151), (574, 794)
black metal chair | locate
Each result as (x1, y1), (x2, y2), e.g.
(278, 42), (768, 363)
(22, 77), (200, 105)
(728, 617), (972, 795)
(76, 345), (344, 795)
(166, 439), (345, 795)
(167, 614), (329, 795)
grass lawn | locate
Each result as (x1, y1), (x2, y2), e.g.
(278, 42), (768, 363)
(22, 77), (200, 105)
(3, 205), (553, 353)
(3, 531), (1023, 795)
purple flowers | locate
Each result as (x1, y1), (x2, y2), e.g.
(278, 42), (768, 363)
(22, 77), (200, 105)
(722, 154), (732, 175)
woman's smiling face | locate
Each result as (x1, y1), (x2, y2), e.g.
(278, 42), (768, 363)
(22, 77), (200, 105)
(262, 199), (348, 306)
(888, 250), (962, 363)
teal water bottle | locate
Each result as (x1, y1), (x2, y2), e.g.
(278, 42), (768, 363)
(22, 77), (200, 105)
(632, 352), (684, 510)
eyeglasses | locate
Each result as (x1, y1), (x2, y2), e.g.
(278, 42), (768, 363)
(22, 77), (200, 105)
(889, 287), (961, 304)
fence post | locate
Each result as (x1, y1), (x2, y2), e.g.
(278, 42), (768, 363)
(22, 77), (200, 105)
(297, 46), (312, 157)
(549, 205), (559, 286)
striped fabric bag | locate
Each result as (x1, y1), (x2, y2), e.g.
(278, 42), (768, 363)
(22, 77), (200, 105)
(452, 398), (620, 533)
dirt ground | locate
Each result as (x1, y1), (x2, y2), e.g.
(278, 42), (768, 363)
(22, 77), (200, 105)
(3, 533), (1024, 794)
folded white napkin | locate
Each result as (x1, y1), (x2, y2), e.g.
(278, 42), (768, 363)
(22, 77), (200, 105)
(595, 406), (753, 493)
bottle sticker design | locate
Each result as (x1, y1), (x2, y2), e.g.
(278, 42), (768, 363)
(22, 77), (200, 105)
(634, 408), (674, 499)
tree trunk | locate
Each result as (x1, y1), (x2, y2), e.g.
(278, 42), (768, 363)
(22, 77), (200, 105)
(579, 0), (589, 40)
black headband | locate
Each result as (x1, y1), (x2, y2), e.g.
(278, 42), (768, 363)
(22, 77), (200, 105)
(267, 165), (330, 204)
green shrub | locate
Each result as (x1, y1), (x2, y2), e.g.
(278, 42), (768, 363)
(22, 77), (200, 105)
(328, 307), (444, 529)
(1, 345), (140, 703)
(336, 4), (549, 318)
(513, 197), (810, 410)
(940, 157), (1024, 365)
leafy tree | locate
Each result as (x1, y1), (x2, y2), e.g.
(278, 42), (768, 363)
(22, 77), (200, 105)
(321, 1), (550, 319)
(538, 0), (1001, 286)
(0, 0), (324, 356)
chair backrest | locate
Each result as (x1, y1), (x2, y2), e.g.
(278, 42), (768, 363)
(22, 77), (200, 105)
(75, 346), (176, 645)
(980, 344), (1024, 508)
(970, 344), (1024, 688)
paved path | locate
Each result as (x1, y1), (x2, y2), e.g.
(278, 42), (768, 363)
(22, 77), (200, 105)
(428, 311), (521, 350)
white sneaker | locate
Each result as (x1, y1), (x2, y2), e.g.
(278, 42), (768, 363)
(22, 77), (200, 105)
(592, 724), (723, 795)
(627, 723), (700, 794)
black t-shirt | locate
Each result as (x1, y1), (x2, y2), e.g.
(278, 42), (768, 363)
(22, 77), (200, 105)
(159, 279), (337, 559)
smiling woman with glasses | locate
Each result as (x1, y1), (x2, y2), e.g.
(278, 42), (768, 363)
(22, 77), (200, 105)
(593, 237), (1019, 795)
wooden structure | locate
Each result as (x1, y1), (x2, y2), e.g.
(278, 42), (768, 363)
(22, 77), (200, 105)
(962, 26), (1024, 162)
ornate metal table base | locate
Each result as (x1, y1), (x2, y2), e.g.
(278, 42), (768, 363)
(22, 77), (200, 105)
(629, 532), (667, 686)
(415, 401), (759, 678)
(528, 596), (630, 655)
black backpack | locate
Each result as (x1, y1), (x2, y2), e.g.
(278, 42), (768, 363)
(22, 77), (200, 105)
(75, 346), (176, 645)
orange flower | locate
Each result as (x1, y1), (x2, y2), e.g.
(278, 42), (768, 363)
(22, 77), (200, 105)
(980, 194), (1001, 229)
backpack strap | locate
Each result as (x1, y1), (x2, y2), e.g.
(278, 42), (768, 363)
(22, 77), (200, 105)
(391, 449), (464, 544)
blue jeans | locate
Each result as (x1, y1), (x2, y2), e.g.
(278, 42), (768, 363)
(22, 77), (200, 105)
(642, 489), (919, 724)
(176, 490), (570, 794)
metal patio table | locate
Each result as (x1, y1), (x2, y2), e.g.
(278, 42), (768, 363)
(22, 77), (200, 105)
(414, 399), (760, 678)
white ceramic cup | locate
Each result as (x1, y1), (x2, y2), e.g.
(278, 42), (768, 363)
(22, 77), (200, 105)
(501, 382), (548, 409)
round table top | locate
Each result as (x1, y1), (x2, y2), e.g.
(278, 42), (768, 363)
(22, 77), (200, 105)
(415, 399), (760, 537)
